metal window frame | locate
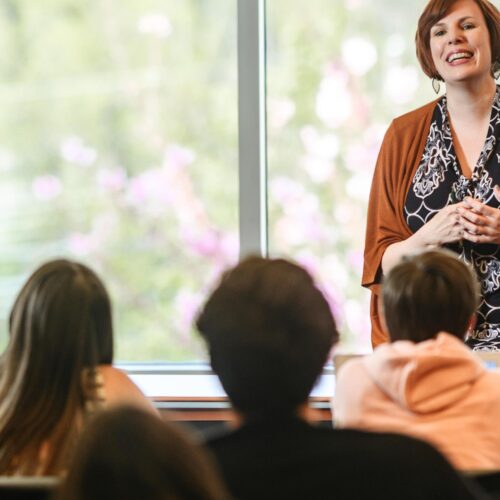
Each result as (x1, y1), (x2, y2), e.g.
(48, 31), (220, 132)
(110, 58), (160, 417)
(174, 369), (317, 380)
(119, 0), (268, 381)
(237, 0), (268, 258)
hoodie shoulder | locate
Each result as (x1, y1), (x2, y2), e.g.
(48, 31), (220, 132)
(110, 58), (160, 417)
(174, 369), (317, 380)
(334, 357), (373, 426)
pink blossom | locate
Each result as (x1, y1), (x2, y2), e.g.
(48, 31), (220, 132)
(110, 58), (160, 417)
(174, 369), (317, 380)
(296, 251), (321, 277)
(164, 145), (196, 171)
(181, 227), (219, 257)
(126, 167), (172, 209)
(315, 65), (352, 128)
(274, 214), (323, 248)
(317, 281), (344, 330)
(174, 290), (204, 335)
(341, 37), (377, 76)
(270, 177), (305, 206)
(68, 233), (98, 256)
(60, 136), (97, 167)
(301, 155), (334, 184)
(348, 250), (364, 273)
(32, 175), (62, 201)
(300, 126), (339, 160)
(97, 167), (127, 192)
(219, 232), (239, 263)
(384, 66), (420, 104)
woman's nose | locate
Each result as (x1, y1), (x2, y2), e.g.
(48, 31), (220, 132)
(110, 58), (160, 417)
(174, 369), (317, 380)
(447, 27), (464, 44)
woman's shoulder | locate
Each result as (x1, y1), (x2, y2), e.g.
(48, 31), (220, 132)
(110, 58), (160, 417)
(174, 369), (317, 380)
(390, 99), (439, 134)
(98, 365), (159, 416)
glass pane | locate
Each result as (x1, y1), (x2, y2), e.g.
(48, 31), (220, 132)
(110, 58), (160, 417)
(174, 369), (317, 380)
(0, 1), (237, 361)
(267, 0), (434, 352)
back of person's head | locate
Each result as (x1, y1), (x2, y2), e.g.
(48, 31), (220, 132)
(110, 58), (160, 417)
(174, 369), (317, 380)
(382, 250), (479, 343)
(196, 256), (339, 417)
(56, 406), (230, 500)
(0, 259), (114, 474)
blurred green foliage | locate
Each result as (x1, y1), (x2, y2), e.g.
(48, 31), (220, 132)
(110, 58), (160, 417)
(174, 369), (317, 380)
(0, 0), (238, 361)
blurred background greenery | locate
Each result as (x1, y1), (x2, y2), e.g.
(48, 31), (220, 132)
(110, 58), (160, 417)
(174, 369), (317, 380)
(267, 0), (435, 352)
(0, 0), (238, 360)
(0, 0), (446, 360)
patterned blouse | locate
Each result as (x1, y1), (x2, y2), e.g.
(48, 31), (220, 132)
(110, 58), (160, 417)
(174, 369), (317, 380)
(405, 85), (500, 351)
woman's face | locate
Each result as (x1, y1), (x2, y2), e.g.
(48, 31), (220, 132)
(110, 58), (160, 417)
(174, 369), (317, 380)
(429, 0), (492, 84)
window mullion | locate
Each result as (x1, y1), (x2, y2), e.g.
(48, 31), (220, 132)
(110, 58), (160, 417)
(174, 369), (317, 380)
(237, 0), (268, 258)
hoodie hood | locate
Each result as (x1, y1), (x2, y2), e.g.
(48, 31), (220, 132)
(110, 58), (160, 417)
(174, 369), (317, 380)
(363, 333), (485, 414)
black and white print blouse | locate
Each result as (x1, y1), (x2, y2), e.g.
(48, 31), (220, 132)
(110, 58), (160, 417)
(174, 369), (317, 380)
(405, 85), (500, 351)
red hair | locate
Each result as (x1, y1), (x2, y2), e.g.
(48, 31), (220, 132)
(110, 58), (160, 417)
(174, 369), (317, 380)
(415, 0), (500, 80)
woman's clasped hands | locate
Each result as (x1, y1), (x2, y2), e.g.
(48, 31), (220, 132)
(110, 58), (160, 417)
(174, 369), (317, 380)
(457, 187), (500, 245)
(457, 186), (500, 245)
(414, 186), (500, 247)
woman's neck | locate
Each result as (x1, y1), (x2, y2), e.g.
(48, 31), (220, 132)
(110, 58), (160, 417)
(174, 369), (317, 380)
(446, 76), (497, 123)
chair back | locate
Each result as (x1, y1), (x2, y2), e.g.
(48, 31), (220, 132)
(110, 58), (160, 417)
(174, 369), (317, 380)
(0, 477), (59, 500)
(466, 470), (500, 499)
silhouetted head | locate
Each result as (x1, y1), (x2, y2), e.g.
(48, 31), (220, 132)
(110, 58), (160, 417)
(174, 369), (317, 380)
(56, 406), (229, 500)
(196, 256), (339, 418)
(382, 250), (479, 342)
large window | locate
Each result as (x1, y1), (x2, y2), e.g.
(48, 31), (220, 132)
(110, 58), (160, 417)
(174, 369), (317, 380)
(1, 0), (453, 364)
(0, 1), (237, 361)
(266, 0), (436, 351)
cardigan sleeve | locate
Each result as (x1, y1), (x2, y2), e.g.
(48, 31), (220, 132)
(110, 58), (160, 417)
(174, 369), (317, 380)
(362, 102), (435, 348)
(362, 121), (415, 347)
(362, 122), (412, 290)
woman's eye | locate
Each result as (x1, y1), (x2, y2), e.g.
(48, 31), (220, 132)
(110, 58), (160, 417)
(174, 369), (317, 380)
(462, 23), (475, 30)
(433, 30), (445, 37)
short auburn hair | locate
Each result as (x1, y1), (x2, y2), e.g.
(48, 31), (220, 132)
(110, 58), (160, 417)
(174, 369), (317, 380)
(382, 250), (479, 343)
(416, 0), (500, 80)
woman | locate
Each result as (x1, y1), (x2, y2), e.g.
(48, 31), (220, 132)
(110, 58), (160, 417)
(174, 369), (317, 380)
(0, 259), (155, 475)
(335, 250), (500, 470)
(56, 406), (230, 500)
(364, 0), (500, 349)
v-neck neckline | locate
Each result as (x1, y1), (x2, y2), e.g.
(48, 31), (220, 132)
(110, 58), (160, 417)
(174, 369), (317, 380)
(440, 85), (500, 184)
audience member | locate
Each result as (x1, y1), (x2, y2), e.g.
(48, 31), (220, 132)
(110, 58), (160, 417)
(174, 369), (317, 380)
(196, 256), (484, 499)
(56, 406), (230, 500)
(335, 249), (500, 470)
(0, 259), (155, 475)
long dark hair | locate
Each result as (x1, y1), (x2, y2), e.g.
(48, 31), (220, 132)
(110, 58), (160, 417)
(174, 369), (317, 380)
(56, 406), (230, 500)
(0, 259), (113, 474)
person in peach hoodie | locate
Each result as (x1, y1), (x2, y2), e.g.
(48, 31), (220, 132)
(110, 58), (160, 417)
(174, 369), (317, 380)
(334, 249), (500, 471)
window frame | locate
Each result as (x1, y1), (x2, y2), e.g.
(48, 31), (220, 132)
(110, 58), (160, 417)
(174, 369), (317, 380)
(117, 0), (271, 402)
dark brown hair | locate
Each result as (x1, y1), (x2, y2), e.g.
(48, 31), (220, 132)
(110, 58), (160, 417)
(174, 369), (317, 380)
(56, 406), (230, 500)
(382, 250), (479, 343)
(0, 259), (113, 475)
(196, 256), (338, 417)
(416, 0), (500, 80)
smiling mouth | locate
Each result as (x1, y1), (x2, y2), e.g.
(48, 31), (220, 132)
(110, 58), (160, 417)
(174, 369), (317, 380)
(446, 51), (473, 63)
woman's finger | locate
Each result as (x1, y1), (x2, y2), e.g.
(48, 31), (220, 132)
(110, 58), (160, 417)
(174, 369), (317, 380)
(463, 197), (485, 213)
(458, 207), (487, 225)
(494, 185), (500, 203)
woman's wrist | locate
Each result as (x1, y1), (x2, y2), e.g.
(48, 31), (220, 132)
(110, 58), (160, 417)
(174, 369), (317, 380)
(382, 233), (435, 274)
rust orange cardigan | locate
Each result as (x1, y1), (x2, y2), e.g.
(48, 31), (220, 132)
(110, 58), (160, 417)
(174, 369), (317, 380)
(363, 99), (438, 347)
